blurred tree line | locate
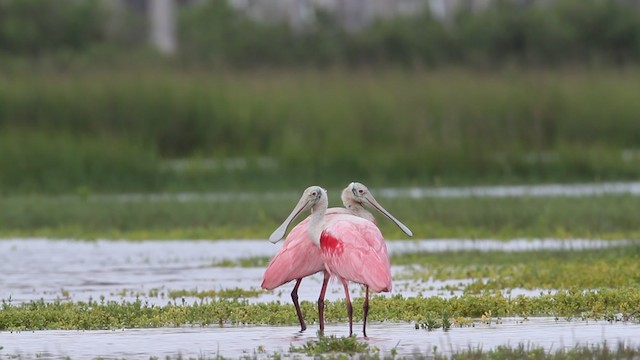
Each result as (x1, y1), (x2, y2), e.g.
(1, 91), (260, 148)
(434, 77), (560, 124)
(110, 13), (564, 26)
(1, 0), (640, 67)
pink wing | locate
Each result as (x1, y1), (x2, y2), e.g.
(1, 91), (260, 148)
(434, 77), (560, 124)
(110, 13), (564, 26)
(320, 215), (392, 293)
(261, 208), (351, 290)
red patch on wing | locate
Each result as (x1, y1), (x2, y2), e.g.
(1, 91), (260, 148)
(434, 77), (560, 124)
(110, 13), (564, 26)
(320, 231), (344, 256)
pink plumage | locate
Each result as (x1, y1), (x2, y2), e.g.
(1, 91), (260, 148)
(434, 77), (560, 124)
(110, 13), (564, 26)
(320, 214), (392, 293)
(264, 184), (412, 336)
(261, 208), (350, 290)
(261, 217), (321, 290)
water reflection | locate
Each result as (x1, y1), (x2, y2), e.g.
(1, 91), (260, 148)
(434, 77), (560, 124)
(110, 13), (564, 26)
(2, 319), (639, 359)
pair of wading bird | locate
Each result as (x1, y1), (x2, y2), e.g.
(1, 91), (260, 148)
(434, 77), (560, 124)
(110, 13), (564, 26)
(261, 182), (413, 337)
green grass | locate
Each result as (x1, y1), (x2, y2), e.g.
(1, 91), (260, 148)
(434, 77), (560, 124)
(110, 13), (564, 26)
(166, 288), (264, 300)
(2, 68), (640, 193)
(198, 245), (640, 294)
(2, 288), (639, 331)
(289, 334), (377, 357)
(109, 288), (265, 300)
(1, 193), (640, 240)
(440, 342), (640, 360)
(393, 244), (640, 292)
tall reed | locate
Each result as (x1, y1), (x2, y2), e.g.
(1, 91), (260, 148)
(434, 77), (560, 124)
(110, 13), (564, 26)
(1, 68), (639, 193)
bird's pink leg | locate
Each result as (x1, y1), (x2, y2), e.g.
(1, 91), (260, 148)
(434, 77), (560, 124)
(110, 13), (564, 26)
(362, 286), (369, 337)
(317, 271), (330, 334)
(291, 278), (306, 332)
(341, 280), (353, 336)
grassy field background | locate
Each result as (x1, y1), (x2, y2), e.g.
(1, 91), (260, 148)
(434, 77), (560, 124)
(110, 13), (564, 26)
(2, 192), (639, 240)
(1, 67), (640, 194)
(2, 66), (639, 239)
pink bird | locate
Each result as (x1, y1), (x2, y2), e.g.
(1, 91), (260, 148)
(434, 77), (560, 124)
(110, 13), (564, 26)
(268, 185), (409, 337)
(262, 182), (412, 333)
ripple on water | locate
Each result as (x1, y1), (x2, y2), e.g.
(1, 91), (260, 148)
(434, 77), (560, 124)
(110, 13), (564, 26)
(2, 318), (640, 359)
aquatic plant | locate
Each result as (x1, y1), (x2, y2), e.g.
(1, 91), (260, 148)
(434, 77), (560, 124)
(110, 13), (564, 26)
(394, 244), (640, 292)
(438, 341), (640, 360)
(289, 334), (376, 356)
(210, 257), (271, 268)
(166, 288), (264, 300)
(1, 289), (639, 331)
(6, 341), (638, 360)
(414, 311), (456, 331)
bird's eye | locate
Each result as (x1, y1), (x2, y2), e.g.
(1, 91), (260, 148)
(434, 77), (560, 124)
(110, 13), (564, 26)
(358, 189), (364, 194)
(311, 191), (317, 197)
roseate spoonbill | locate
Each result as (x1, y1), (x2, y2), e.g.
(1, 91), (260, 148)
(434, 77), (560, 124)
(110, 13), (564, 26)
(269, 186), (396, 337)
(262, 182), (412, 332)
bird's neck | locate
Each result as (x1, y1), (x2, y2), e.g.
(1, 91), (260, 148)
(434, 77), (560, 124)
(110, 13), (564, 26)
(307, 203), (327, 247)
(345, 203), (375, 223)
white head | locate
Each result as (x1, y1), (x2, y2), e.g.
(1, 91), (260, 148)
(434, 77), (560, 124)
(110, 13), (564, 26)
(269, 186), (327, 243)
(344, 182), (413, 237)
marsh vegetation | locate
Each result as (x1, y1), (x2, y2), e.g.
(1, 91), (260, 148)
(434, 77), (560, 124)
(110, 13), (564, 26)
(3, 68), (640, 194)
(2, 191), (640, 239)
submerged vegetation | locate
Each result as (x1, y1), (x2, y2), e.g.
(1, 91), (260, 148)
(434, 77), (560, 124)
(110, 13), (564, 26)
(439, 342), (640, 360)
(111, 288), (264, 300)
(4, 340), (640, 359)
(166, 288), (264, 300)
(289, 334), (377, 357)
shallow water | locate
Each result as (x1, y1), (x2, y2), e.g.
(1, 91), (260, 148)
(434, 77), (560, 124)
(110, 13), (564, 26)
(1, 238), (631, 305)
(2, 238), (640, 358)
(379, 181), (640, 198)
(77, 181), (640, 203)
(2, 318), (639, 359)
